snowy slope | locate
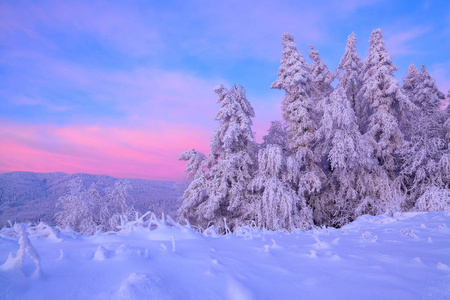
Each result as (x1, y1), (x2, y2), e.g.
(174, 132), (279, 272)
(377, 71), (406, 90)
(0, 212), (449, 299)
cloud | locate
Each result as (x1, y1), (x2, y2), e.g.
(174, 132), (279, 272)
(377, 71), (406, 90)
(1, 49), (224, 127)
(168, 0), (381, 61)
(0, 0), (161, 57)
(0, 121), (211, 180)
(385, 26), (431, 56)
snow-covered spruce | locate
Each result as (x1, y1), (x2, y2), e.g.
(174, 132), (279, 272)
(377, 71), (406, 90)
(399, 64), (448, 208)
(178, 84), (257, 231)
(357, 28), (415, 177)
(179, 149), (207, 180)
(414, 186), (450, 214)
(271, 33), (317, 155)
(308, 44), (334, 104)
(260, 120), (288, 151)
(316, 86), (388, 226)
(337, 32), (363, 124)
(249, 144), (313, 231)
(271, 33), (324, 224)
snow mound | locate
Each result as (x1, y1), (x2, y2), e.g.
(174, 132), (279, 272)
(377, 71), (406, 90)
(116, 273), (170, 300)
(93, 246), (112, 261)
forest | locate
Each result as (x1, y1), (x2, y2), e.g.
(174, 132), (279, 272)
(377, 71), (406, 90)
(178, 29), (450, 232)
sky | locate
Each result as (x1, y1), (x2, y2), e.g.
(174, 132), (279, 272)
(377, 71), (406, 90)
(1, 0), (450, 181)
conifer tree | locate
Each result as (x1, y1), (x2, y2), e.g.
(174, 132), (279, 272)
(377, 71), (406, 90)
(179, 149), (207, 180)
(308, 44), (335, 103)
(260, 121), (288, 150)
(400, 65), (448, 206)
(337, 33), (363, 118)
(271, 33), (316, 164)
(401, 63), (421, 140)
(271, 33), (324, 223)
(316, 87), (385, 225)
(403, 63), (420, 96)
(178, 84), (257, 230)
(249, 144), (313, 231)
(358, 29), (414, 176)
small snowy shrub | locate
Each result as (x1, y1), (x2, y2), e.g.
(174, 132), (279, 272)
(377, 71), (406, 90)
(55, 179), (99, 234)
(103, 180), (138, 231)
(55, 179), (137, 234)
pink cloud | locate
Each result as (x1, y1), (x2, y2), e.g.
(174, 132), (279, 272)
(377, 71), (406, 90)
(0, 122), (211, 181)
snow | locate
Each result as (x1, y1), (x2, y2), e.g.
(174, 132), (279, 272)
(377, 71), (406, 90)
(1, 212), (449, 299)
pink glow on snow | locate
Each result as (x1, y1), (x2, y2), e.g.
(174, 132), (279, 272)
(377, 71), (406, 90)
(0, 122), (211, 181)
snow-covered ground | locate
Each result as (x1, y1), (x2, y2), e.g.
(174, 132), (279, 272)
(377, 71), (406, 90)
(0, 212), (449, 300)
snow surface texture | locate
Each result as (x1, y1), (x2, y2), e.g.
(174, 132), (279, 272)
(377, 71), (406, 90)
(0, 171), (182, 226)
(0, 212), (449, 299)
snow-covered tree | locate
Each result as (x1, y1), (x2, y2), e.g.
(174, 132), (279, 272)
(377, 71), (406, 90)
(260, 121), (288, 150)
(55, 179), (137, 233)
(271, 33), (311, 96)
(55, 179), (99, 234)
(179, 149), (207, 180)
(401, 63), (421, 139)
(309, 44), (334, 103)
(357, 28), (414, 176)
(178, 84), (257, 230)
(400, 65), (448, 207)
(409, 65), (446, 140)
(403, 63), (420, 96)
(337, 33), (363, 123)
(316, 86), (386, 225)
(414, 186), (450, 214)
(271, 33), (324, 224)
(415, 65), (445, 112)
(271, 32), (317, 168)
(103, 180), (137, 231)
(249, 145), (313, 231)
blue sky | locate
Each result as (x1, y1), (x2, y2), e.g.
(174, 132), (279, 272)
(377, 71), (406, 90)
(1, 0), (449, 180)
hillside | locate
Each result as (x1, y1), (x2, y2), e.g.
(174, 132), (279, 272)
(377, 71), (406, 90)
(0, 172), (183, 226)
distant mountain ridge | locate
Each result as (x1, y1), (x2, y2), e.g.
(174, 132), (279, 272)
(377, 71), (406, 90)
(0, 171), (184, 226)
